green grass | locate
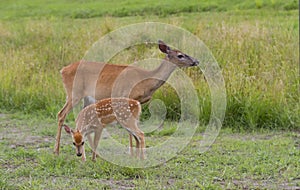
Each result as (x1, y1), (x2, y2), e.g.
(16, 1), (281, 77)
(0, 114), (299, 189)
(0, 0), (298, 19)
(0, 1), (299, 189)
(0, 4), (298, 129)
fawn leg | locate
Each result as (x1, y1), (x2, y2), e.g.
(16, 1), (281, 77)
(92, 127), (103, 161)
(129, 134), (134, 156)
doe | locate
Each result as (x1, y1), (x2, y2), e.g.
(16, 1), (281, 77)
(55, 40), (199, 155)
(63, 97), (145, 161)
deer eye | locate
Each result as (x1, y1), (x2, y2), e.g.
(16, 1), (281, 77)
(73, 142), (76, 146)
(81, 142), (85, 145)
(177, 54), (184, 59)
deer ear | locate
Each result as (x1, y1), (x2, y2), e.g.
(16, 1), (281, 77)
(63, 124), (73, 134)
(158, 40), (170, 54)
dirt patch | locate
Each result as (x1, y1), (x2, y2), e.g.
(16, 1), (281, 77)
(225, 133), (281, 141)
(6, 176), (136, 189)
(218, 178), (300, 189)
(0, 113), (7, 118)
(0, 125), (53, 148)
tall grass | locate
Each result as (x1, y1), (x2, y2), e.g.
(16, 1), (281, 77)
(197, 13), (299, 129)
(0, 3), (298, 129)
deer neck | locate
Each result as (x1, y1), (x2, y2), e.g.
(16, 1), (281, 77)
(75, 105), (98, 136)
(150, 58), (177, 88)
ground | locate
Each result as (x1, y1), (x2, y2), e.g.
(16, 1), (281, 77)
(0, 113), (299, 189)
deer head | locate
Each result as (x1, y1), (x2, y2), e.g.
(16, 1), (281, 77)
(158, 40), (199, 67)
(63, 124), (85, 157)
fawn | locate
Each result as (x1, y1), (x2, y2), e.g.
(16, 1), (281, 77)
(63, 97), (145, 161)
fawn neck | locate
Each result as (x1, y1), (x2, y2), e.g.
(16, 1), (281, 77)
(75, 104), (98, 136)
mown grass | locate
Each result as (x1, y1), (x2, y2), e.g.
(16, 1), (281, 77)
(0, 114), (299, 189)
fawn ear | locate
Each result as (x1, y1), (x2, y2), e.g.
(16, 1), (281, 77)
(63, 124), (73, 134)
(158, 40), (170, 54)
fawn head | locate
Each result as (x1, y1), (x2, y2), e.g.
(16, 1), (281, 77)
(63, 124), (85, 157)
(158, 40), (199, 67)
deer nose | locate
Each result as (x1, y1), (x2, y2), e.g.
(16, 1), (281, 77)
(192, 59), (199, 66)
(77, 153), (82, 157)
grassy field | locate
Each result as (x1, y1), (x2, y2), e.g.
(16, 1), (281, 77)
(0, 0), (299, 189)
(0, 5), (298, 129)
(0, 114), (299, 189)
(0, 0), (298, 19)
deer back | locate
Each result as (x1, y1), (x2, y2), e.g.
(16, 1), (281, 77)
(95, 98), (141, 125)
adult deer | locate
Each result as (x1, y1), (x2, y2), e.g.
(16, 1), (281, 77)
(54, 40), (199, 155)
(63, 97), (144, 161)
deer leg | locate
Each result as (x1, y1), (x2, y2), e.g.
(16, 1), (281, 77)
(139, 132), (145, 159)
(87, 133), (93, 148)
(92, 127), (103, 161)
(87, 133), (100, 159)
(87, 133), (97, 157)
(133, 131), (146, 159)
(82, 145), (86, 162)
(135, 135), (140, 158)
(54, 101), (72, 155)
(54, 97), (79, 155)
(129, 134), (134, 156)
(120, 118), (144, 159)
(131, 120), (145, 159)
(128, 133), (140, 158)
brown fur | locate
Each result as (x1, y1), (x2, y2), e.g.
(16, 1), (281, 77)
(65, 98), (145, 161)
(73, 131), (82, 144)
(54, 41), (198, 155)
